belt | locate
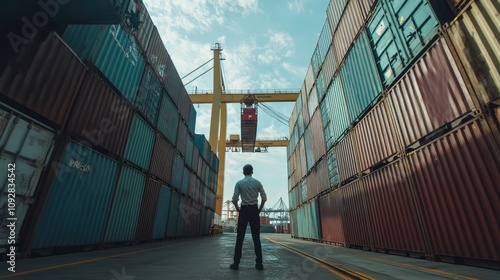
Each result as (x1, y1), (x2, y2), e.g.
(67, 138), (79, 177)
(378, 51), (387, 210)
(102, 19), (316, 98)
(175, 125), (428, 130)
(241, 204), (257, 207)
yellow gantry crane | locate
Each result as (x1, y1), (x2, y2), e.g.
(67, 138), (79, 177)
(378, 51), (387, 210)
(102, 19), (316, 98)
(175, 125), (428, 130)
(188, 43), (299, 216)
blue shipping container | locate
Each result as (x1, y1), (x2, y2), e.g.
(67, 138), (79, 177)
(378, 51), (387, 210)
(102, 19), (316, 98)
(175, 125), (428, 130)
(323, 75), (350, 149)
(152, 186), (172, 239)
(166, 191), (181, 237)
(63, 25), (146, 103)
(32, 141), (118, 248)
(157, 93), (179, 145)
(105, 165), (146, 243)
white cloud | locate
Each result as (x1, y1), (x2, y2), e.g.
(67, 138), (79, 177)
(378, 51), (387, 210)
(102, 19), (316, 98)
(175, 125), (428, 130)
(257, 29), (295, 65)
(288, 0), (305, 13)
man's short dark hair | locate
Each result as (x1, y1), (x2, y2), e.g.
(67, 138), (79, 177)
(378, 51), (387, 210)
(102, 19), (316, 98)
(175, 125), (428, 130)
(243, 164), (253, 175)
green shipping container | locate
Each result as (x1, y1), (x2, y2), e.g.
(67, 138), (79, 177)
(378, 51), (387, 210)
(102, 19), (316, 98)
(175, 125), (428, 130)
(153, 186), (172, 239)
(157, 93), (179, 145)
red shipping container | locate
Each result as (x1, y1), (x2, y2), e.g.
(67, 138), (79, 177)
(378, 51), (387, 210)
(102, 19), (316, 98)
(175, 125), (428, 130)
(319, 190), (346, 244)
(335, 132), (359, 183)
(136, 178), (162, 241)
(150, 133), (176, 184)
(242, 108), (257, 121)
(341, 180), (372, 248)
(259, 216), (270, 225)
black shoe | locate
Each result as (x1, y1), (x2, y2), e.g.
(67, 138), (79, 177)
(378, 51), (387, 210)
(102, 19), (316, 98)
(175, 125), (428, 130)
(230, 263), (239, 270)
(255, 263), (264, 270)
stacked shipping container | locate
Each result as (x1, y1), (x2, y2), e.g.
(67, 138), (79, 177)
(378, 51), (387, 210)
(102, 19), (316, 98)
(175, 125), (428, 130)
(288, 0), (500, 268)
(0, 1), (218, 257)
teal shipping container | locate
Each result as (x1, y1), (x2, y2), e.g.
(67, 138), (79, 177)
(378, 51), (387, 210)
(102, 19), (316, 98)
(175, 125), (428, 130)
(171, 154), (184, 190)
(327, 149), (340, 188)
(185, 137), (194, 168)
(0, 104), (56, 250)
(136, 66), (163, 125)
(294, 200), (320, 240)
(367, 0), (439, 87)
(340, 31), (383, 123)
(105, 165), (146, 243)
(157, 93), (179, 145)
(188, 104), (197, 136)
(322, 75), (350, 150)
(32, 141), (118, 249)
(181, 167), (190, 195)
(153, 186), (172, 239)
(62, 24), (146, 103)
(166, 191), (181, 237)
(125, 114), (154, 170)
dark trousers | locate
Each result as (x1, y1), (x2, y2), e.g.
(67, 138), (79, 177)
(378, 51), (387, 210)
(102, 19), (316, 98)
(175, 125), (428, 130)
(233, 205), (262, 264)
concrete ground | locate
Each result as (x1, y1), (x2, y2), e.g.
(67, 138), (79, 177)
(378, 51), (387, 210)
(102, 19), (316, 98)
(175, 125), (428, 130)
(1, 233), (499, 279)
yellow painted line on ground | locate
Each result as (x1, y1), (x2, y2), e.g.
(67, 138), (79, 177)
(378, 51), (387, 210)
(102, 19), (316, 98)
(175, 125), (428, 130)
(264, 237), (375, 280)
(362, 255), (479, 280)
(0, 243), (179, 279)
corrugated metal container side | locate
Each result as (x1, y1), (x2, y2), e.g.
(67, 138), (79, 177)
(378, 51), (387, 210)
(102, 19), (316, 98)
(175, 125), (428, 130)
(357, 0), (377, 23)
(304, 64), (315, 97)
(152, 185), (171, 239)
(288, 189), (296, 210)
(407, 117), (500, 263)
(0, 32), (86, 127)
(300, 179), (308, 205)
(177, 90), (192, 123)
(317, 20), (332, 63)
(319, 190), (345, 244)
(327, 148), (340, 188)
(310, 109), (326, 161)
(188, 104), (197, 136)
(31, 141), (118, 249)
(181, 167), (190, 195)
(297, 112), (305, 140)
(298, 137), (308, 179)
(166, 191), (181, 237)
(132, 2), (154, 53)
(363, 159), (426, 254)
(192, 147), (200, 175)
(176, 122), (189, 158)
(125, 114), (154, 170)
(135, 66), (162, 125)
(333, 0), (365, 65)
(445, 0), (500, 105)
(171, 154), (184, 191)
(146, 27), (169, 81)
(320, 46), (338, 101)
(136, 178), (161, 241)
(311, 46), (322, 77)
(341, 31), (384, 123)
(185, 136), (194, 168)
(304, 126), (315, 172)
(340, 180), (372, 248)
(353, 98), (401, 172)
(157, 92), (179, 145)
(387, 37), (476, 147)
(69, 71), (133, 157)
(322, 75), (350, 150)
(150, 134), (175, 184)
(104, 165), (145, 243)
(63, 24), (146, 104)
(289, 101), (299, 135)
(307, 158), (329, 199)
(297, 200), (320, 240)
(165, 59), (182, 106)
(307, 87), (319, 120)
(326, 0), (349, 35)
(335, 131), (359, 184)
(367, 0), (440, 87)
(188, 172), (197, 200)
(0, 104), (56, 248)
(176, 197), (189, 236)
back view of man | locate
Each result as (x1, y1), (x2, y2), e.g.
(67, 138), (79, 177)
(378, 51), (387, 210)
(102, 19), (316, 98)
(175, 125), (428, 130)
(230, 164), (267, 271)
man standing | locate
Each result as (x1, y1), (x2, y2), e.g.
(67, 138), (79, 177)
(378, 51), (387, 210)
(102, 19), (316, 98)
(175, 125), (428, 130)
(230, 164), (267, 271)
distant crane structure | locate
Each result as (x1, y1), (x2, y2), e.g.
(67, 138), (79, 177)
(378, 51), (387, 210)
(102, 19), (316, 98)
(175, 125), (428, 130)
(222, 198), (289, 225)
(186, 43), (299, 216)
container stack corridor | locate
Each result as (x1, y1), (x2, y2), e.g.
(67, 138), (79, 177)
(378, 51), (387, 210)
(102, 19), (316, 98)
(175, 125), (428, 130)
(1, 0), (500, 279)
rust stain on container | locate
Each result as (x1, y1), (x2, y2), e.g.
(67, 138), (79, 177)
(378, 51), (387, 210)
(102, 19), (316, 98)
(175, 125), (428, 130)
(387, 37), (477, 147)
(362, 159), (426, 254)
(353, 98), (402, 172)
(319, 189), (345, 244)
(335, 131), (359, 183)
(0, 32), (86, 127)
(340, 180), (372, 248)
(136, 177), (161, 241)
(407, 117), (500, 263)
(150, 133), (175, 184)
(69, 71), (133, 157)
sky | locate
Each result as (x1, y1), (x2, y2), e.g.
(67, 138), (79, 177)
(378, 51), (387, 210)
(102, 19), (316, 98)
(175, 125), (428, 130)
(143, 0), (330, 217)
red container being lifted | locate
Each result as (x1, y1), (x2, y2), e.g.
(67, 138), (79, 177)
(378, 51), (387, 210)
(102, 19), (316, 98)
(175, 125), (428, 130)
(241, 106), (258, 152)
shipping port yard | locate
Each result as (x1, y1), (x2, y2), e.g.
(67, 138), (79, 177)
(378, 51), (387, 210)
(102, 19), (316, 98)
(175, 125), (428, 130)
(1, 0), (500, 279)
